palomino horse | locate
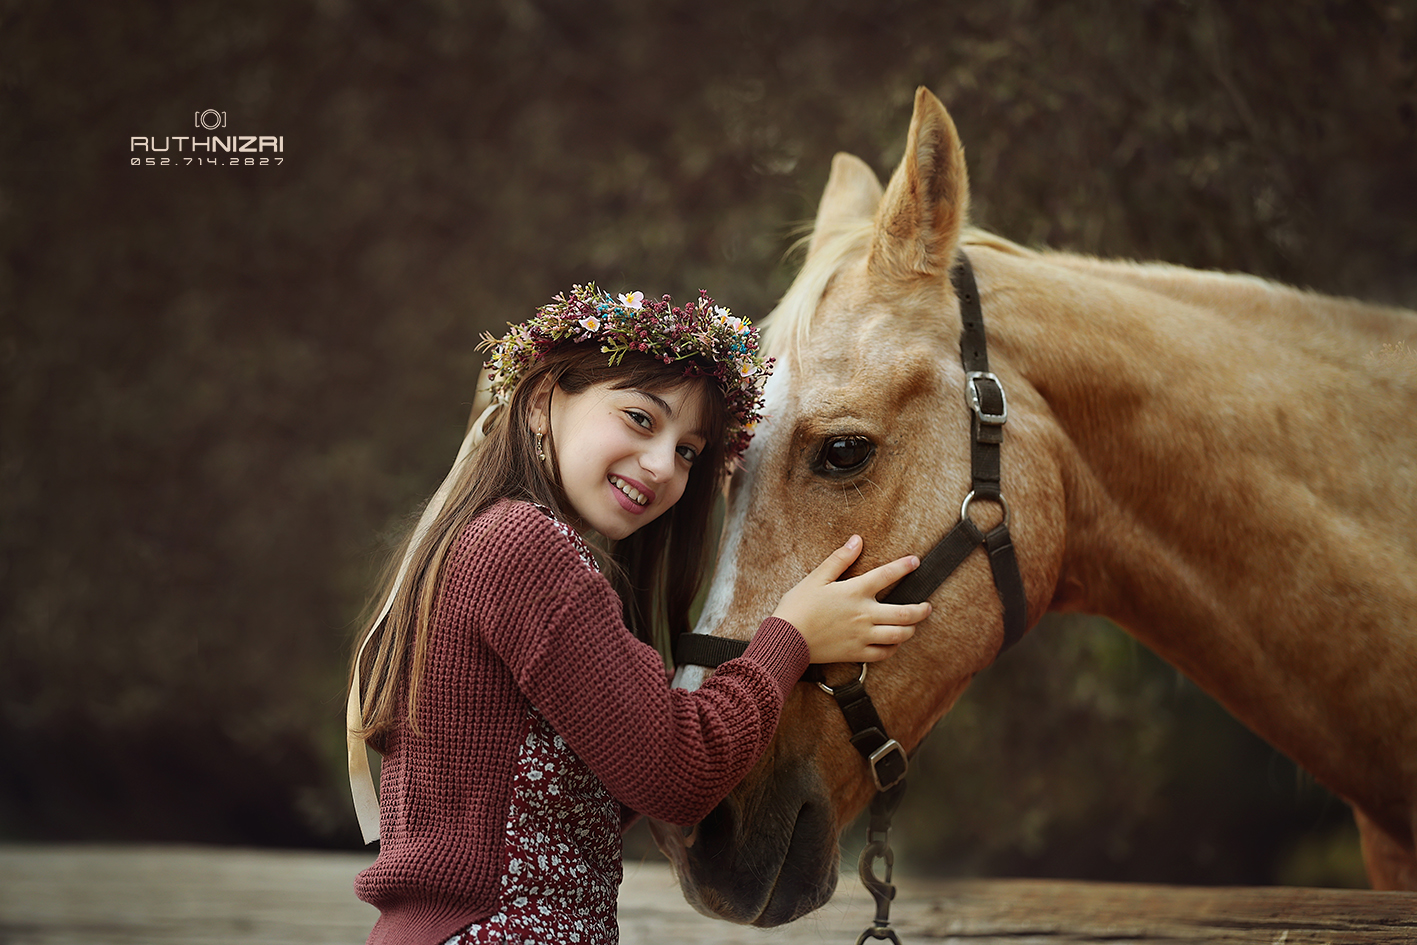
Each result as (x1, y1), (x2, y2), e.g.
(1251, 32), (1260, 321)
(653, 87), (1417, 925)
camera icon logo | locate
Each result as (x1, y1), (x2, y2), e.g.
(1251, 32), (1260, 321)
(195, 109), (227, 130)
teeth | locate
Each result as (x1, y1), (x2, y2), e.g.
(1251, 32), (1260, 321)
(610, 475), (648, 506)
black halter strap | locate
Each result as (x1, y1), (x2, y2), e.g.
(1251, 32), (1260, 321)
(876, 254), (1028, 654)
(673, 252), (1029, 944)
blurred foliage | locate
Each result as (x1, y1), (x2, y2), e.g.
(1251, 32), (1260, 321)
(2, 0), (1412, 887)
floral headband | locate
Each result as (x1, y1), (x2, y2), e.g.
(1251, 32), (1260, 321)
(477, 283), (774, 462)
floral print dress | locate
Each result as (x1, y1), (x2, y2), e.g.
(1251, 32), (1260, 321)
(442, 512), (622, 945)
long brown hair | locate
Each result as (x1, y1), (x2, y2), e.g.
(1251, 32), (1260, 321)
(351, 345), (728, 746)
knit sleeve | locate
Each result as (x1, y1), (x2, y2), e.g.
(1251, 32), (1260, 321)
(459, 500), (809, 826)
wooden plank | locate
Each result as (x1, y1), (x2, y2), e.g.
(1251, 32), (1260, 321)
(0, 845), (379, 945)
(0, 845), (1412, 944)
(893, 879), (1417, 944)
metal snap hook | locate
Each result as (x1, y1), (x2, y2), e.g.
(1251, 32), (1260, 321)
(855, 837), (902, 944)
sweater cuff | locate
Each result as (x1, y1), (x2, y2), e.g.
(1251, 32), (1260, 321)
(741, 616), (811, 701)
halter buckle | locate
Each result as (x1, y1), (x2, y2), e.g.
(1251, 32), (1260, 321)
(966, 371), (1008, 425)
(868, 738), (908, 792)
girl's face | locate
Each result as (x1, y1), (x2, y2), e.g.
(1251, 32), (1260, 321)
(532, 379), (710, 540)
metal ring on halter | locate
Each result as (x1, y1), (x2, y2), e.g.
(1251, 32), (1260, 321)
(817, 662), (868, 696)
(960, 489), (1010, 527)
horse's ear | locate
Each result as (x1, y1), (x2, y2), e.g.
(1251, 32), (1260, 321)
(869, 87), (969, 280)
(806, 152), (883, 261)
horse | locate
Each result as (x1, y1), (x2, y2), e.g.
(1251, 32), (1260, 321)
(651, 87), (1417, 926)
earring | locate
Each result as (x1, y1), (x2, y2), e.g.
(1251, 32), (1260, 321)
(535, 431), (546, 462)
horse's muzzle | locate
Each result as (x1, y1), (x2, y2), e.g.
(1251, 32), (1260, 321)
(649, 766), (839, 926)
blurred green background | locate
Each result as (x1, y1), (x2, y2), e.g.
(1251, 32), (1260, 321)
(4, 0), (1413, 888)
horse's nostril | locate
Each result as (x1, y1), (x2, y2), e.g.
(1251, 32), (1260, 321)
(695, 799), (737, 861)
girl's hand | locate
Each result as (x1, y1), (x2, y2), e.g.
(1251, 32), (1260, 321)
(771, 535), (929, 665)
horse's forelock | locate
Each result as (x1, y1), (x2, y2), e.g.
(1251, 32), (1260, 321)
(761, 221), (874, 364)
(762, 225), (1031, 367)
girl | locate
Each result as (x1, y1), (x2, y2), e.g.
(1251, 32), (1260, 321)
(347, 285), (929, 944)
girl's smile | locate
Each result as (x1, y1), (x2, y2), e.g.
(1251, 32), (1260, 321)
(608, 473), (653, 510)
(532, 380), (709, 540)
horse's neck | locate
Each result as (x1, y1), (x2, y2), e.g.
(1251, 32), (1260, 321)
(978, 246), (1417, 821)
(1043, 251), (1417, 347)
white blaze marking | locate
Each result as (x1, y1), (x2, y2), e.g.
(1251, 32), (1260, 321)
(672, 360), (792, 692)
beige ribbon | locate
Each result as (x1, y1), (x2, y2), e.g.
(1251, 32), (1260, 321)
(347, 398), (501, 844)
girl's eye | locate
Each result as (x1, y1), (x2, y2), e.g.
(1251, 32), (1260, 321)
(676, 444), (699, 464)
(626, 410), (652, 429)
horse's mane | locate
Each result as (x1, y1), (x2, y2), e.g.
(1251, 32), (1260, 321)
(761, 221), (872, 362)
(761, 225), (1033, 362)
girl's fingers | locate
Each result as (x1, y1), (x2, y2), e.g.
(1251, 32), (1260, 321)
(811, 534), (863, 583)
(872, 624), (917, 646)
(872, 600), (931, 626)
(860, 645), (899, 663)
(860, 627), (915, 659)
(853, 554), (922, 594)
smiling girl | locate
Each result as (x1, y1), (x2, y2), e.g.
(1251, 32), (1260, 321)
(347, 285), (929, 944)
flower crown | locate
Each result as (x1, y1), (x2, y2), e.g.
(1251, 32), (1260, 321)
(477, 283), (774, 462)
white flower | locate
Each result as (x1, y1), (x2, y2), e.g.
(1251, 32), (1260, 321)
(714, 309), (747, 334)
(578, 315), (600, 332)
(617, 291), (644, 310)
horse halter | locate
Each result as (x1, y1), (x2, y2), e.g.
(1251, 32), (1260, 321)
(674, 251), (1028, 943)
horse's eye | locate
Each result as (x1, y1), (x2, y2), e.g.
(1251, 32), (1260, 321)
(818, 436), (875, 474)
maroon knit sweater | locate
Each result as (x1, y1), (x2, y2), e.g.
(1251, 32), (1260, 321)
(355, 500), (810, 944)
